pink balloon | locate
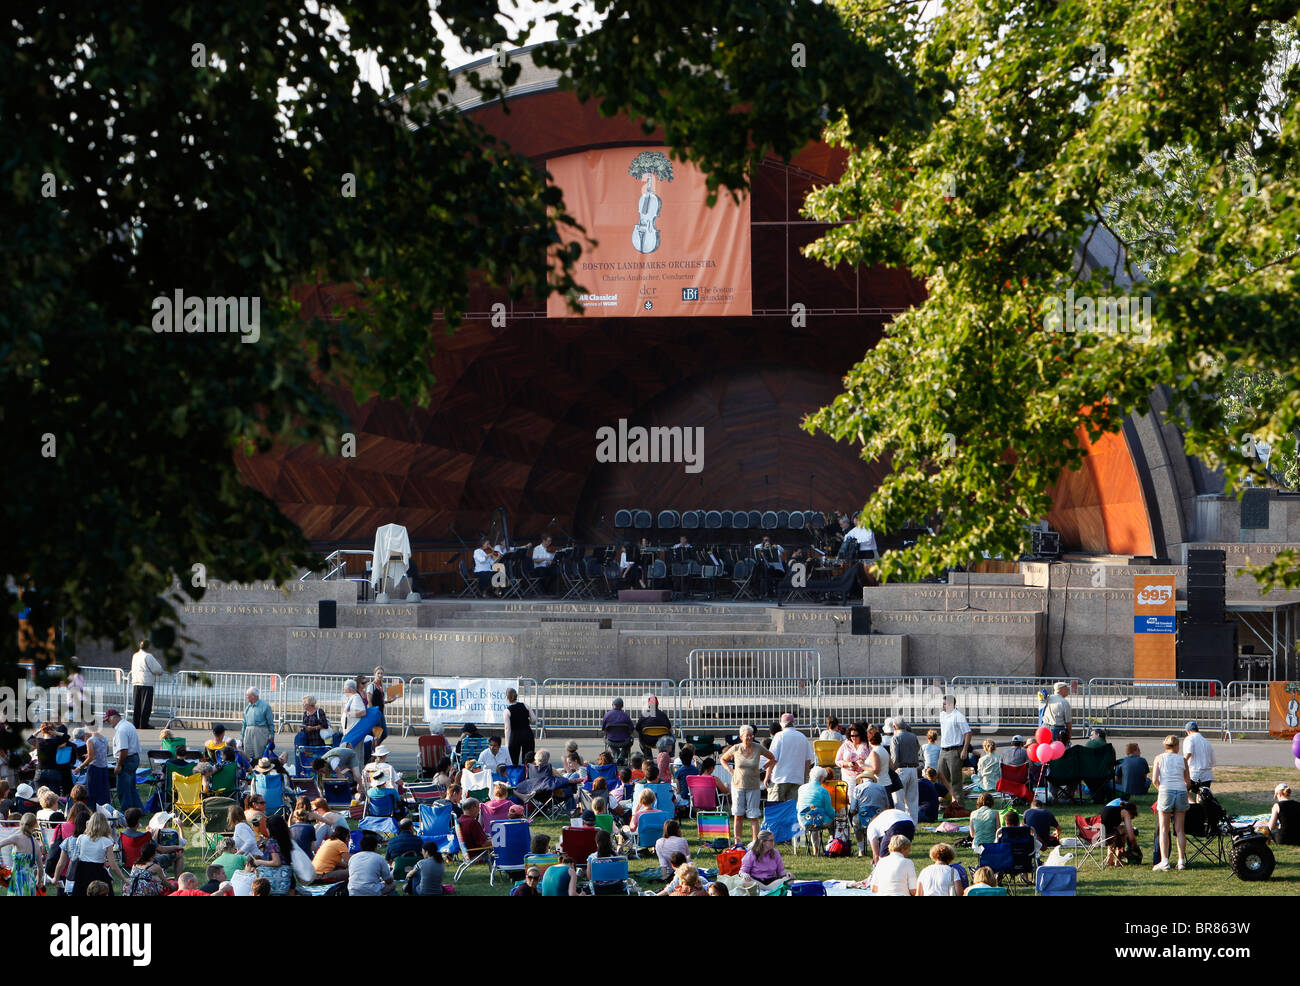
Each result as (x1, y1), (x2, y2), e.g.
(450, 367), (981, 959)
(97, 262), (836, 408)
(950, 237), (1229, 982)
(1027, 743), (1040, 763)
(1035, 727), (1053, 746)
(1034, 743), (1052, 763)
(1050, 741), (1066, 760)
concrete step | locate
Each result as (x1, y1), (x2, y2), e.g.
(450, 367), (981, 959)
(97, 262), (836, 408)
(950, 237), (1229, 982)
(434, 619), (776, 631)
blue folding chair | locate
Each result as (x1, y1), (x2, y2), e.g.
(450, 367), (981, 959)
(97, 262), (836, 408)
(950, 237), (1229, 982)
(364, 788), (400, 818)
(489, 819), (531, 886)
(504, 765), (528, 788)
(418, 803), (457, 855)
(348, 829), (366, 854)
(761, 799), (800, 846)
(1035, 865), (1077, 896)
(588, 855), (631, 895)
(296, 745), (330, 777)
(357, 815), (398, 836)
(585, 763), (619, 791)
(633, 782), (675, 814)
(251, 771), (289, 815)
(978, 842), (1017, 893)
(457, 735), (489, 767)
(632, 809), (670, 857)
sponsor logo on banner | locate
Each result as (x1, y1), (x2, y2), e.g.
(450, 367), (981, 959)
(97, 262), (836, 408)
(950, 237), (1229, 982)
(424, 677), (520, 723)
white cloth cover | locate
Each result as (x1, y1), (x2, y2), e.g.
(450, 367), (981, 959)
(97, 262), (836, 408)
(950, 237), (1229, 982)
(370, 523), (412, 588)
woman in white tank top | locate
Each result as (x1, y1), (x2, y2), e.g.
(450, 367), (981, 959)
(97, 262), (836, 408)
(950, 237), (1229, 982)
(1152, 734), (1190, 871)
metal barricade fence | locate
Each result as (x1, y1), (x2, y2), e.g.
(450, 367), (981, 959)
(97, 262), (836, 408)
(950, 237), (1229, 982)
(539, 678), (677, 732)
(1085, 678), (1226, 734)
(405, 676), (541, 735)
(948, 675), (1085, 732)
(676, 677), (817, 732)
(167, 671), (284, 731)
(1225, 681), (1273, 736)
(278, 674), (408, 738)
(816, 677), (950, 732)
(27, 665), (132, 723)
(687, 648), (821, 682)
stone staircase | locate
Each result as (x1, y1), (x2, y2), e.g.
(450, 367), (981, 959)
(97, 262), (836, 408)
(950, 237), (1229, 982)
(431, 602), (779, 633)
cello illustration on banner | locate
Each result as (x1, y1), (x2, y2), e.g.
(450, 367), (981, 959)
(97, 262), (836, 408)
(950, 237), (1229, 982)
(629, 151), (674, 254)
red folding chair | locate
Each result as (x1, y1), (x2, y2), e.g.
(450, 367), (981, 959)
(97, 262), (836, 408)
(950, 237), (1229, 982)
(997, 762), (1033, 802)
(419, 734), (450, 778)
(559, 826), (600, 874)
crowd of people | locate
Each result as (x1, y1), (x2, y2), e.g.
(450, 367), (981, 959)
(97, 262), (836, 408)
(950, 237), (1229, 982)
(3, 678), (1296, 898)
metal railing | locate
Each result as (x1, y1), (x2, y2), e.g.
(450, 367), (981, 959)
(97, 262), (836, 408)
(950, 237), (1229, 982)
(1084, 678), (1226, 734)
(816, 677), (950, 731)
(949, 676), (1086, 732)
(539, 678), (677, 732)
(687, 648), (820, 683)
(167, 671), (284, 732)
(1225, 681), (1272, 736)
(676, 676), (817, 732)
(18, 665), (1285, 737)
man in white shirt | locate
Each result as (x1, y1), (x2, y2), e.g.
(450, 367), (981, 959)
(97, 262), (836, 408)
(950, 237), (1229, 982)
(764, 713), (813, 802)
(129, 640), (164, 729)
(476, 734), (513, 774)
(472, 539), (495, 595)
(531, 536), (558, 594)
(1183, 721), (1216, 788)
(938, 695), (972, 810)
(1042, 681), (1072, 743)
(847, 523), (877, 557)
(104, 708), (143, 812)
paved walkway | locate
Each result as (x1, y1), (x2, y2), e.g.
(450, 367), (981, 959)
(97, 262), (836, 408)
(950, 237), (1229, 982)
(149, 725), (1295, 777)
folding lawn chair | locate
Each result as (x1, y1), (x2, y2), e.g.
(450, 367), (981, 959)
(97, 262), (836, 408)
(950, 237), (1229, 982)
(296, 745), (330, 778)
(762, 799), (801, 847)
(813, 740), (840, 769)
(977, 842), (1018, 893)
(585, 763), (619, 790)
(364, 788), (400, 819)
(559, 826), (599, 873)
(478, 799), (514, 834)
(417, 802), (457, 855)
(994, 825), (1039, 886)
(171, 772), (205, 840)
(631, 809), (669, 858)
(686, 774), (724, 815)
(457, 735), (490, 769)
(488, 819), (531, 886)
(633, 782), (675, 815)
(695, 812), (731, 855)
(453, 816), (495, 882)
(593, 813), (615, 834)
(208, 762), (238, 799)
(1063, 815), (1108, 869)
(418, 734), (450, 778)
(588, 855), (633, 895)
(996, 762), (1033, 803)
(251, 771), (290, 816)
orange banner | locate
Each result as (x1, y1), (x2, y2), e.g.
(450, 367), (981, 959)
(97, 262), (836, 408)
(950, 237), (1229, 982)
(547, 148), (752, 318)
(1133, 574), (1177, 680)
(1268, 681), (1300, 738)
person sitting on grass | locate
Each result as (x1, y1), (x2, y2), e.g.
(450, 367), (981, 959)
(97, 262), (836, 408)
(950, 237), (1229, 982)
(540, 855), (579, 896)
(739, 829), (788, 894)
(917, 842), (962, 896)
(512, 865), (542, 896)
(347, 830), (395, 896)
(200, 864), (226, 894)
(1023, 791), (1060, 848)
(1263, 783), (1300, 845)
(385, 817), (423, 862)
(869, 834), (918, 897)
(975, 739), (1002, 793)
(120, 807), (183, 877)
(707, 881), (730, 896)
(251, 877), (271, 897)
(964, 866), (1008, 896)
(168, 871), (209, 896)
(311, 825), (350, 884)
(969, 793), (999, 851)
(405, 843), (446, 896)
(654, 851), (693, 896)
(668, 861), (708, 896)
(655, 818), (690, 879)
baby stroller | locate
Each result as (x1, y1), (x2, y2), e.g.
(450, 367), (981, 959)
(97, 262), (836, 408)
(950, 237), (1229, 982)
(1182, 783), (1275, 881)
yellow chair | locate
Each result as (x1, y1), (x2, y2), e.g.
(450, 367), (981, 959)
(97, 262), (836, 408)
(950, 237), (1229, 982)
(822, 779), (850, 817)
(171, 771), (206, 841)
(814, 740), (840, 769)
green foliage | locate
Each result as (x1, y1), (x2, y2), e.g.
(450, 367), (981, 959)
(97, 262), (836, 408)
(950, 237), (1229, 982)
(0, 0), (907, 765)
(803, 0), (1300, 584)
(628, 151), (675, 183)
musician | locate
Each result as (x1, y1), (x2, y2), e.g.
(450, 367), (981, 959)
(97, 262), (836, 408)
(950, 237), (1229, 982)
(839, 515), (878, 559)
(532, 535), (558, 595)
(754, 535), (785, 599)
(619, 542), (644, 589)
(473, 538), (496, 594)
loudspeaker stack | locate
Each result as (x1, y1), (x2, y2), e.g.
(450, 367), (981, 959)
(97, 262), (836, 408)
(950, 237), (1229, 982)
(1177, 549), (1234, 682)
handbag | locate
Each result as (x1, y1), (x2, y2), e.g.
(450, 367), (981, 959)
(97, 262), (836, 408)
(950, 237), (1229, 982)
(716, 846), (745, 876)
(885, 769), (902, 795)
(290, 844), (317, 885)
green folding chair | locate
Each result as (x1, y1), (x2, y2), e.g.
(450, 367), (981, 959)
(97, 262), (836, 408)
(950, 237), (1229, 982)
(208, 762), (237, 799)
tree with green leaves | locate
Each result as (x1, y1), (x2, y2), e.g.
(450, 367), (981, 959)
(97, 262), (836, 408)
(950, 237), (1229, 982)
(0, 0), (908, 763)
(803, 1), (1300, 587)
